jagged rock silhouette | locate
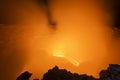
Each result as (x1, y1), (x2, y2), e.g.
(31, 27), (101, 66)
(16, 71), (32, 80)
(16, 64), (120, 80)
(42, 66), (96, 80)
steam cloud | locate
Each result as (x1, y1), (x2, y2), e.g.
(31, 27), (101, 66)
(0, 0), (120, 80)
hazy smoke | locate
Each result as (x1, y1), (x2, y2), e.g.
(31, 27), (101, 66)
(0, 0), (120, 80)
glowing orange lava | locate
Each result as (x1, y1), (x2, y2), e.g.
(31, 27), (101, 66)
(53, 53), (80, 66)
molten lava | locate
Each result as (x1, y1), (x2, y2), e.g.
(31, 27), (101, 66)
(53, 54), (80, 66)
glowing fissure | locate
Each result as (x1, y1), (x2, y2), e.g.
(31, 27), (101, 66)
(53, 54), (65, 58)
(53, 54), (80, 66)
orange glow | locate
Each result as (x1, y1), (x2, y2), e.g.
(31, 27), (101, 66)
(53, 53), (80, 66)
(53, 54), (65, 58)
(3, 1), (119, 80)
(20, 1), (114, 79)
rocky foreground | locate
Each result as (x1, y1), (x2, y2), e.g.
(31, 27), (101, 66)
(16, 64), (120, 80)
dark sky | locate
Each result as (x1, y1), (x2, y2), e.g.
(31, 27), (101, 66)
(0, 0), (120, 80)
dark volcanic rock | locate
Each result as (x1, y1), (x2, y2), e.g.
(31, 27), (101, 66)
(16, 64), (120, 80)
(42, 64), (120, 80)
(42, 66), (96, 80)
(99, 64), (120, 80)
(16, 71), (32, 80)
(33, 79), (39, 80)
